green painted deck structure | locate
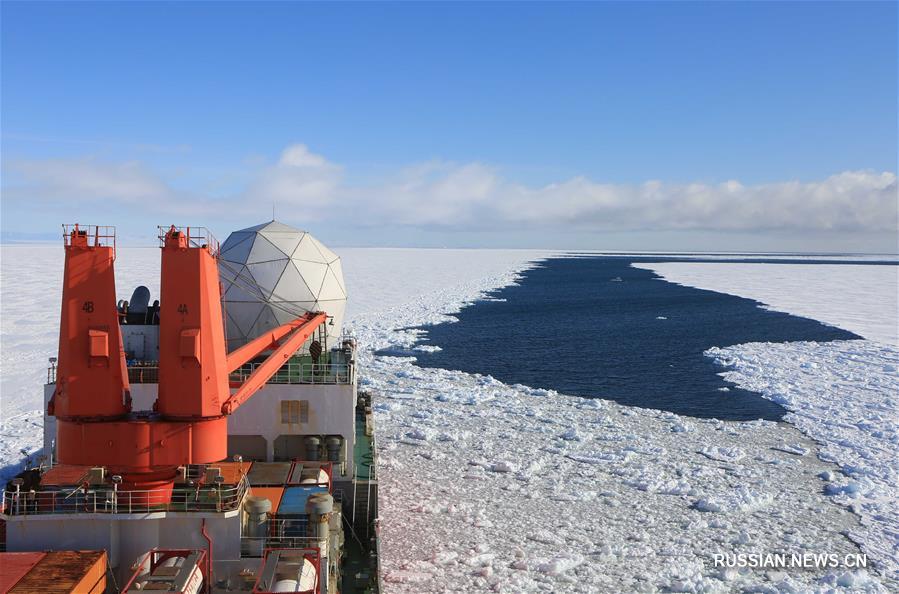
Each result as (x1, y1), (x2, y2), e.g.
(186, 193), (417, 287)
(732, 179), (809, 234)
(341, 407), (379, 594)
(353, 408), (375, 481)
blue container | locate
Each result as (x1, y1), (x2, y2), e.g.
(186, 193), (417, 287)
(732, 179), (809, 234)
(277, 485), (328, 515)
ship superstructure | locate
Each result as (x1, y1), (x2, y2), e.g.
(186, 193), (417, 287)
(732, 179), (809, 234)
(1, 223), (380, 593)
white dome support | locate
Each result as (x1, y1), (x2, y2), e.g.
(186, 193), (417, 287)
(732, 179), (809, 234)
(218, 221), (347, 349)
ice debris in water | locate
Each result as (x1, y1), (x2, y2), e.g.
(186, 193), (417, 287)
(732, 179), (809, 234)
(536, 554), (585, 576)
(699, 446), (746, 462)
(353, 253), (896, 591)
(488, 460), (517, 473)
(559, 427), (581, 441)
(671, 420), (695, 433)
(777, 443), (810, 456)
(693, 487), (774, 513)
(707, 339), (899, 580)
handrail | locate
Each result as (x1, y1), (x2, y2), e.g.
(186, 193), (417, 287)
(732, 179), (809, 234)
(156, 225), (220, 256)
(48, 362), (353, 386)
(2, 476), (249, 516)
(231, 362), (353, 385)
(240, 536), (324, 558)
(62, 224), (116, 252)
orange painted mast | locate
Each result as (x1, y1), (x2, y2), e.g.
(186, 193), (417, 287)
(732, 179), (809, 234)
(49, 225), (130, 419)
(50, 223), (328, 503)
(157, 226), (230, 418)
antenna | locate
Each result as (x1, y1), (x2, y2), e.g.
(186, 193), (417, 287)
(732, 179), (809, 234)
(272, 202), (276, 221)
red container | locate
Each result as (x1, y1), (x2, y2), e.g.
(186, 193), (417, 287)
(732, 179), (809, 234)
(39, 465), (92, 486)
(1, 551), (107, 593)
(0, 552), (45, 592)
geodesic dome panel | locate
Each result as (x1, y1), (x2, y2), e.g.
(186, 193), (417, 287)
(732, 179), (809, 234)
(218, 221), (346, 350)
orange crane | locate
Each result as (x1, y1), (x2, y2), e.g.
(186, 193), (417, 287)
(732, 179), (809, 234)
(48, 224), (326, 502)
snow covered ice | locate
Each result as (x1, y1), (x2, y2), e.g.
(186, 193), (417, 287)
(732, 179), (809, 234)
(707, 340), (898, 585)
(634, 260), (898, 346)
(349, 254), (896, 592)
(2, 246), (897, 591)
(367, 358), (885, 592)
(639, 260), (899, 586)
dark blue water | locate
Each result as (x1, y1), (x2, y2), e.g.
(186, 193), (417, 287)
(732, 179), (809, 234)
(407, 257), (867, 421)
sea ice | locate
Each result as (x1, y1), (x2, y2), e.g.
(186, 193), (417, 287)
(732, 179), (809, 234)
(699, 446), (746, 462)
(633, 261), (898, 346)
(693, 487), (774, 513)
(707, 340), (899, 580)
(639, 259), (899, 582)
(346, 253), (893, 591)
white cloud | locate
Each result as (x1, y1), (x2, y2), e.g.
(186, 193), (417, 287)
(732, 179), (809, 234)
(355, 161), (499, 226)
(278, 144), (329, 168)
(242, 144), (342, 211)
(9, 158), (171, 204)
(350, 163), (897, 233)
(3, 144), (896, 237)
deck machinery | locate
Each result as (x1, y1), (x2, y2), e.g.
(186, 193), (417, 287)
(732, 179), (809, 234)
(1, 225), (380, 593)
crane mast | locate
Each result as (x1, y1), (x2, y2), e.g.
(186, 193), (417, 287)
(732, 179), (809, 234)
(48, 224), (327, 503)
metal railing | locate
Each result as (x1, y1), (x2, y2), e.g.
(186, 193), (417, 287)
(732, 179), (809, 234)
(241, 517), (327, 554)
(2, 476), (248, 516)
(127, 366), (159, 383)
(240, 536), (325, 558)
(231, 362), (354, 385)
(49, 364), (149, 385)
(62, 224), (116, 251)
(47, 362), (353, 386)
(242, 511), (340, 557)
(157, 226), (220, 256)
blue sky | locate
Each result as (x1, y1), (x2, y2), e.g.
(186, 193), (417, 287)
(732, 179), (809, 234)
(2, 2), (896, 251)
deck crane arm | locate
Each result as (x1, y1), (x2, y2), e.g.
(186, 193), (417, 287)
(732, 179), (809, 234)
(221, 312), (327, 415)
(225, 312), (325, 373)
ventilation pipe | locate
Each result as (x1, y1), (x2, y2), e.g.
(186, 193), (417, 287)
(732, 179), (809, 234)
(303, 436), (321, 461)
(244, 496), (272, 557)
(325, 436), (342, 463)
(305, 492), (334, 544)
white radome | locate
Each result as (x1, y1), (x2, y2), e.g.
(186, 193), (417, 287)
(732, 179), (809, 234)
(218, 221), (346, 349)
